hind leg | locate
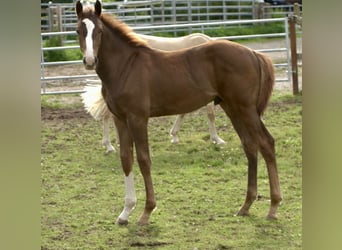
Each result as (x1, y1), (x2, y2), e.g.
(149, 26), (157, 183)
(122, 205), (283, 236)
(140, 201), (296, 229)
(237, 144), (258, 216)
(170, 114), (185, 144)
(229, 114), (258, 216)
(221, 104), (281, 219)
(259, 121), (282, 219)
(206, 103), (225, 144)
(102, 114), (115, 153)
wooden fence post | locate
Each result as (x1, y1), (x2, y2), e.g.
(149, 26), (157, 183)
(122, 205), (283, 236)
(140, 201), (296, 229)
(57, 5), (63, 32)
(294, 3), (302, 26)
(48, 5), (55, 32)
(288, 15), (299, 95)
(253, 2), (264, 19)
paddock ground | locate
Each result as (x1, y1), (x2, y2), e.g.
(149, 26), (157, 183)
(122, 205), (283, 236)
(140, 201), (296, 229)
(41, 90), (302, 249)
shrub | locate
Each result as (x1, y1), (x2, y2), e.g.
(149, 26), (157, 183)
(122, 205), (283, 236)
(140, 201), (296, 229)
(43, 36), (82, 62)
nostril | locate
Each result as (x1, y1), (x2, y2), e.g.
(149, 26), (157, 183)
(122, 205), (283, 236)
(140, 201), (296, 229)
(83, 57), (86, 65)
(94, 57), (98, 64)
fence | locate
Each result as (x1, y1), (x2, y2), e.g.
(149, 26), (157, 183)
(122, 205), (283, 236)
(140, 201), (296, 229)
(41, 17), (294, 95)
(41, 0), (300, 32)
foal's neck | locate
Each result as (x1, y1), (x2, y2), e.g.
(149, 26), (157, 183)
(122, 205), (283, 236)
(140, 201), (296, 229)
(102, 24), (134, 53)
(96, 25), (141, 86)
(98, 26), (135, 64)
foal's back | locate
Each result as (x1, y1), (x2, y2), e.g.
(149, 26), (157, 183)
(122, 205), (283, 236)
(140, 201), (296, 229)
(150, 40), (259, 89)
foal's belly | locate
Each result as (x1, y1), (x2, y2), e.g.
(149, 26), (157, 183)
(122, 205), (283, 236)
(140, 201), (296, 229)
(149, 92), (214, 117)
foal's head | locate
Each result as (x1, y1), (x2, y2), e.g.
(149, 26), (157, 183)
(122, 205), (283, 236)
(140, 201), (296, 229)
(76, 0), (103, 70)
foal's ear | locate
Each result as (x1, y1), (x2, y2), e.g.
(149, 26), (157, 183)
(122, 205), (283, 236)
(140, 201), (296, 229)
(95, 0), (102, 16)
(76, 0), (83, 18)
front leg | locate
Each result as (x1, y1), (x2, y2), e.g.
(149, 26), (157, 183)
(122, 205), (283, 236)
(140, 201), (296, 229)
(114, 118), (136, 225)
(117, 172), (136, 225)
(127, 115), (156, 225)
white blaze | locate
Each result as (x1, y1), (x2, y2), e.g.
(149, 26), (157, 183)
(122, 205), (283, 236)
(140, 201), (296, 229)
(82, 18), (95, 60)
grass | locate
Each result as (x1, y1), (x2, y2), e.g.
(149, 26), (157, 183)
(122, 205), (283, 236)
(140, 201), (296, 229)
(41, 94), (84, 109)
(41, 90), (302, 249)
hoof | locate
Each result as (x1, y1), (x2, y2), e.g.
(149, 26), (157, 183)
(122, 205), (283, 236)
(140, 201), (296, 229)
(266, 214), (278, 220)
(170, 138), (179, 144)
(212, 137), (226, 145)
(137, 214), (151, 226)
(105, 145), (116, 153)
(170, 133), (179, 144)
(105, 148), (115, 154)
(102, 141), (115, 153)
(116, 217), (129, 225)
(236, 209), (250, 217)
(137, 220), (149, 226)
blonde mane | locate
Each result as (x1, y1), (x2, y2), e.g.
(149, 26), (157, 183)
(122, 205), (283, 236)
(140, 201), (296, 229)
(100, 13), (148, 48)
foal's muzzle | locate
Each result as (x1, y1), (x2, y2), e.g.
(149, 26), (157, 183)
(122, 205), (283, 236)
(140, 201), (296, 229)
(83, 56), (98, 70)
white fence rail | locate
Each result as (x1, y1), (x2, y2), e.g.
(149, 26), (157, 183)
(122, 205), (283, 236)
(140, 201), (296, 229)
(41, 17), (291, 95)
(42, 0), (300, 32)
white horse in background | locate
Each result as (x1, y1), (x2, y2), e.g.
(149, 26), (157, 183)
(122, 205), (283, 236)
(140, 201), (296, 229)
(81, 33), (226, 153)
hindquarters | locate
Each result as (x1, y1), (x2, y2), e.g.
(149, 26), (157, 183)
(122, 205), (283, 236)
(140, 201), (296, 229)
(209, 42), (274, 117)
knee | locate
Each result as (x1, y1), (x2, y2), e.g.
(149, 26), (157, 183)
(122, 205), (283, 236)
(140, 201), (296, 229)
(137, 154), (151, 168)
(120, 148), (133, 162)
(259, 133), (275, 153)
(120, 155), (133, 176)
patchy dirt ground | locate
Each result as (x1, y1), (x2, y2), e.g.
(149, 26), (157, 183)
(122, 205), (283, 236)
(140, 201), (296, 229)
(41, 107), (89, 121)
